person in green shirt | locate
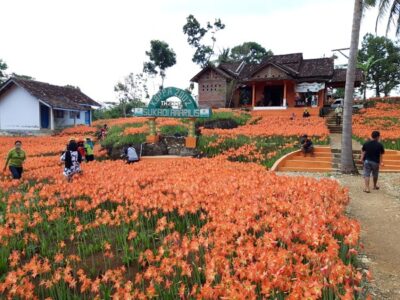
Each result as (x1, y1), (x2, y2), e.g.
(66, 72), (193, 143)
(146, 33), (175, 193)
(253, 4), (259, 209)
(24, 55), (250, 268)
(84, 137), (94, 162)
(3, 140), (26, 179)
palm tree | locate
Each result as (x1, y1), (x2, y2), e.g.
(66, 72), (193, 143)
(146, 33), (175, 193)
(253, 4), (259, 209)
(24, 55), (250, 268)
(341, 0), (400, 173)
(373, 0), (400, 35)
(357, 56), (384, 100)
(341, 0), (364, 173)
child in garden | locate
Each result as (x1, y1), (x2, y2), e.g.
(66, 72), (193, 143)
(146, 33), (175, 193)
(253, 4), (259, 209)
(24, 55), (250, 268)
(84, 137), (95, 162)
(77, 139), (86, 161)
(100, 124), (108, 140)
(61, 140), (82, 182)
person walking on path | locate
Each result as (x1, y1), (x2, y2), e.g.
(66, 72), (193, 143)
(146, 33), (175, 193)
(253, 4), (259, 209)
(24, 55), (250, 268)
(3, 140), (26, 179)
(335, 105), (343, 125)
(361, 131), (385, 193)
(61, 140), (82, 182)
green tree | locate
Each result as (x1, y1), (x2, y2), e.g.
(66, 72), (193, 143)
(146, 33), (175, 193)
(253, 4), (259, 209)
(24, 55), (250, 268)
(230, 42), (273, 63)
(217, 48), (232, 64)
(357, 54), (384, 99)
(358, 33), (400, 97)
(114, 73), (148, 117)
(183, 15), (225, 67)
(0, 59), (8, 85)
(143, 40), (176, 90)
(11, 73), (35, 80)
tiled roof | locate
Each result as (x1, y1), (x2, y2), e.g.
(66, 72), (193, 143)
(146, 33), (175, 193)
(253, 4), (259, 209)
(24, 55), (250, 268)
(0, 78), (100, 110)
(191, 53), (359, 83)
(331, 68), (364, 83)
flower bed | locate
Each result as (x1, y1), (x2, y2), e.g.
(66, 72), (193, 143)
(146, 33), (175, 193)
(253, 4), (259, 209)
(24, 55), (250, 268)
(0, 157), (366, 299)
(353, 102), (400, 150)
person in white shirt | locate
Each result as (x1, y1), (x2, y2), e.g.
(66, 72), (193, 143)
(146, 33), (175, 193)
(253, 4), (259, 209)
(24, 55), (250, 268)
(126, 145), (139, 164)
(335, 105), (343, 125)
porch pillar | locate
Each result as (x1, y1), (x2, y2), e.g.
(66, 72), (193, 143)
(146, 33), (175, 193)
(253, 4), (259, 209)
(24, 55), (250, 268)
(283, 81), (287, 107)
(50, 108), (55, 130)
(252, 83), (256, 107)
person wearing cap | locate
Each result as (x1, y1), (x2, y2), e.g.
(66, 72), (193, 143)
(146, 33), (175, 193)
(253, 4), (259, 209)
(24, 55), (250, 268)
(3, 140), (26, 179)
(84, 137), (95, 162)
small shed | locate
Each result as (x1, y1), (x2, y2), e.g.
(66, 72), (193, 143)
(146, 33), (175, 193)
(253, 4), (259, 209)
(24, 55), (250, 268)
(0, 77), (100, 131)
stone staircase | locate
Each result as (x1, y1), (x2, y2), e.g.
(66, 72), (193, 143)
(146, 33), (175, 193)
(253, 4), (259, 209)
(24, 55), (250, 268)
(273, 147), (333, 172)
(332, 149), (400, 173)
(326, 113), (342, 134)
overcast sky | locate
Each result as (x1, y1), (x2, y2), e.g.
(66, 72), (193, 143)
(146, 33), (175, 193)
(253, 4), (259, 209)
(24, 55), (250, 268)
(1, 0), (397, 102)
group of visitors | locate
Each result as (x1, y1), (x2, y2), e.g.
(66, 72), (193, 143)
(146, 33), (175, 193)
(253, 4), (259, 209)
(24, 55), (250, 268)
(61, 137), (95, 182)
(298, 130), (385, 193)
(1, 123), (387, 192)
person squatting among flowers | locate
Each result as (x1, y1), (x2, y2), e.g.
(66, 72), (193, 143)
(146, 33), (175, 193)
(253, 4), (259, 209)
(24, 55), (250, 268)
(60, 138), (82, 182)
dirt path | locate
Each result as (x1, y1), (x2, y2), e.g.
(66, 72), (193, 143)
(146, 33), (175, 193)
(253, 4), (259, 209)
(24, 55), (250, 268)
(339, 174), (400, 299)
(327, 133), (400, 298)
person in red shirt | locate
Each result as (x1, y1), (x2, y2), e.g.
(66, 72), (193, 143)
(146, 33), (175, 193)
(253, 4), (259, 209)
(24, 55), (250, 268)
(77, 139), (86, 162)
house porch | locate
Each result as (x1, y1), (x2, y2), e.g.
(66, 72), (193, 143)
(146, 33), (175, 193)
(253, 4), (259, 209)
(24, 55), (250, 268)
(232, 80), (327, 109)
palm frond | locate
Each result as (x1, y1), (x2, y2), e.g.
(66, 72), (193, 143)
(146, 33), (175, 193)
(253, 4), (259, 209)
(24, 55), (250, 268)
(385, 0), (400, 35)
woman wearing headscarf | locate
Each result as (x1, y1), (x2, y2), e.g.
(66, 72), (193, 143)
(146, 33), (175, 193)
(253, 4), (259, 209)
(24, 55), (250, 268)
(60, 139), (82, 182)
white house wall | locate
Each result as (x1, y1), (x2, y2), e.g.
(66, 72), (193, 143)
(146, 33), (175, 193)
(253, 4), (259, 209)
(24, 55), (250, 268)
(54, 110), (88, 128)
(0, 85), (40, 130)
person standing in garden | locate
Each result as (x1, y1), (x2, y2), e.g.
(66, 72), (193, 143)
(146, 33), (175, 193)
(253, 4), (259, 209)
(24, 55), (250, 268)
(3, 140), (26, 179)
(361, 131), (385, 193)
(335, 105), (343, 125)
(61, 139), (82, 182)
(84, 137), (95, 162)
(100, 124), (108, 140)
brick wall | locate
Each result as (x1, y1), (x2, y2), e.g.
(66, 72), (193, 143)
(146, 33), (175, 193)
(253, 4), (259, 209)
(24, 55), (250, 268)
(198, 70), (227, 108)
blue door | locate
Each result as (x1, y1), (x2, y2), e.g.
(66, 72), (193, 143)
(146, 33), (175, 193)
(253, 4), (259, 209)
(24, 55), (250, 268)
(85, 111), (91, 125)
(40, 104), (50, 129)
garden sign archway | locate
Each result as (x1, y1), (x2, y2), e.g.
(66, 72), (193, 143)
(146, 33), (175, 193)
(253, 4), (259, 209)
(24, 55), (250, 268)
(133, 87), (212, 148)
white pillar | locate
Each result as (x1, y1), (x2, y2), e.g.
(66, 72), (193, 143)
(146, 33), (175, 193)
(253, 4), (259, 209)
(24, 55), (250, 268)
(283, 81), (287, 107)
(50, 108), (55, 130)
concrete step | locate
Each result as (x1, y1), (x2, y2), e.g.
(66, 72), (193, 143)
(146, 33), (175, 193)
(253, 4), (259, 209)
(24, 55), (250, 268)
(290, 156), (334, 161)
(278, 166), (333, 172)
(293, 152), (332, 158)
(281, 160), (332, 168)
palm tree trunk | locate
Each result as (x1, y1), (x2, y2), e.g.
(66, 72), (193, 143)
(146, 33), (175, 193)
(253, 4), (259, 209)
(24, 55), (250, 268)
(341, 0), (363, 174)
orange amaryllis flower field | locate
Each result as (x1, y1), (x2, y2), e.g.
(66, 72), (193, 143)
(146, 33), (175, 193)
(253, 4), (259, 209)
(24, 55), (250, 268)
(353, 102), (400, 149)
(0, 130), (365, 299)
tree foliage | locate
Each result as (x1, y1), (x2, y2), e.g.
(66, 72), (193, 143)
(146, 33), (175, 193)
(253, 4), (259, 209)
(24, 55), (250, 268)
(367, 0), (400, 36)
(230, 42), (273, 63)
(11, 73), (35, 80)
(114, 73), (148, 117)
(0, 59), (8, 85)
(183, 14), (225, 67)
(358, 33), (400, 96)
(143, 40), (176, 90)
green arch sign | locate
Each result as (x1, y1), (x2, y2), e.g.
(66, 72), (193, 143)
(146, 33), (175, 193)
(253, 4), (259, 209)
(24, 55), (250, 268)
(148, 87), (198, 109)
(134, 87), (211, 118)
